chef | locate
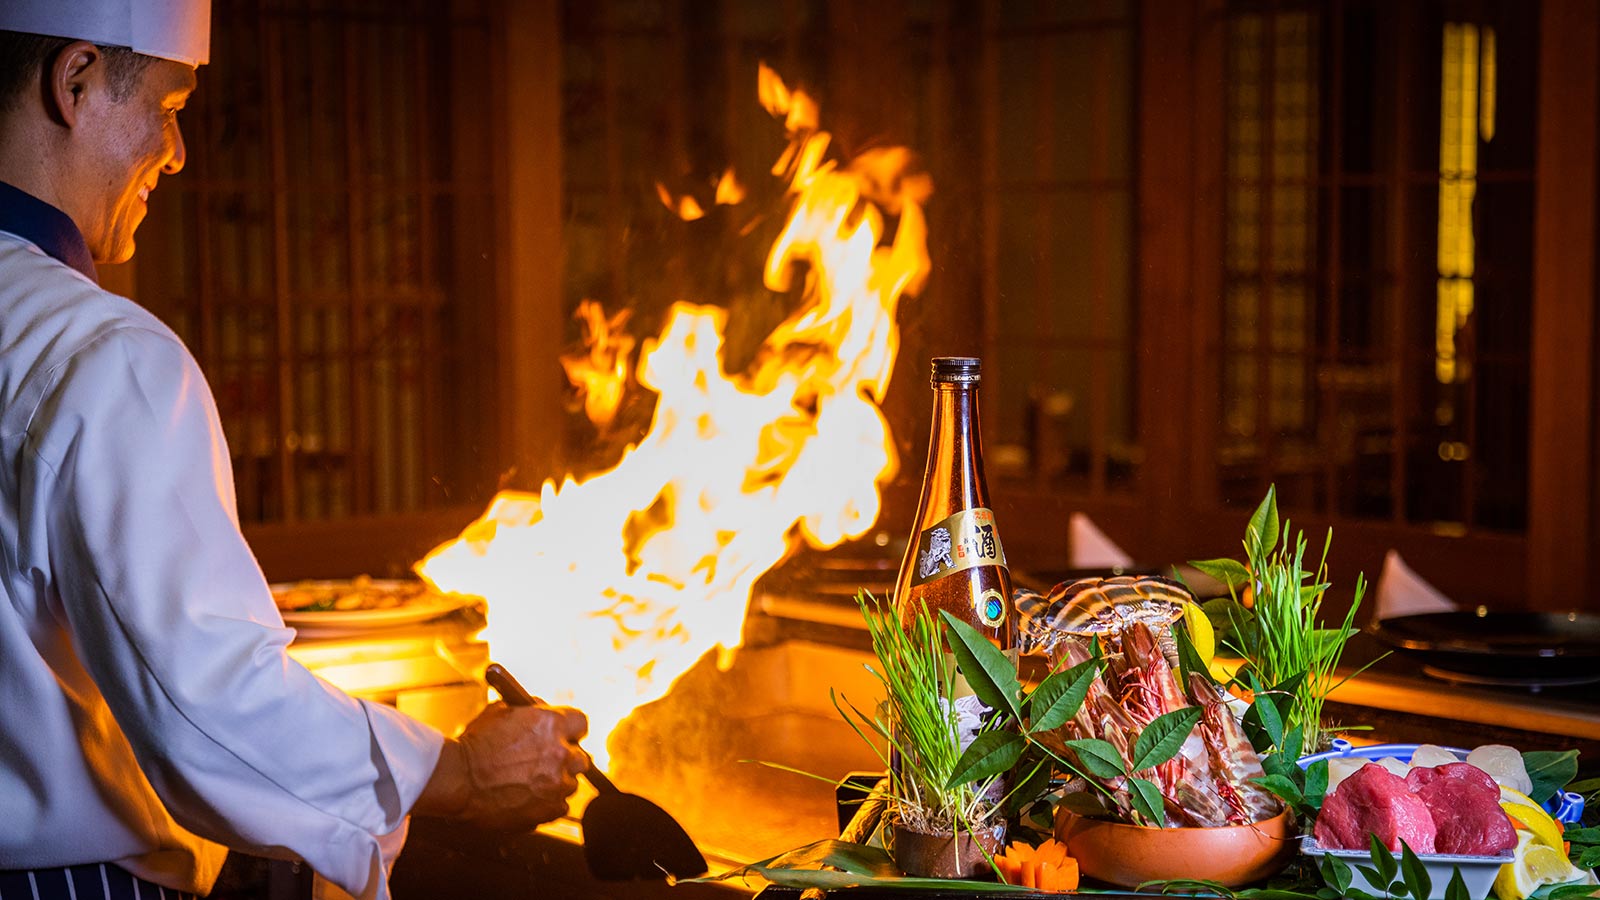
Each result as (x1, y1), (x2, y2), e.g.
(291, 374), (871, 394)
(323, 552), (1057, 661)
(0, 3), (590, 899)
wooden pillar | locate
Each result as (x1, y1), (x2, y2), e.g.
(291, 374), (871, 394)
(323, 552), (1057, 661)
(1187, 0), (1227, 518)
(1529, 0), (1598, 609)
(497, 0), (567, 484)
(1138, 0), (1200, 559)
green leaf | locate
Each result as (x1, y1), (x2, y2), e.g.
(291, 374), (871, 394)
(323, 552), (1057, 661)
(1299, 582), (1330, 608)
(1261, 750), (1300, 781)
(1399, 841), (1432, 900)
(1132, 707), (1203, 773)
(1271, 670), (1309, 702)
(946, 730), (1024, 789)
(1443, 868), (1470, 900)
(1136, 878), (1234, 896)
(1024, 798), (1056, 833)
(1563, 826), (1600, 845)
(1056, 790), (1112, 818)
(1579, 845), (1600, 869)
(1203, 595), (1254, 636)
(1546, 885), (1600, 900)
(1004, 752), (1052, 817)
(1567, 777), (1600, 794)
(1173, 619), (1215, 696)
(1244, 690), (1285, 752)
(1524, 749), (1580, 805)
(1252, 773), (1306, 812)
(723, 869), (872, 889)
(686, 839), (1057, 892)
(1247, 485), (1280, 563)
(1027, 658), (1098, 734)
(1280, 724), (1305, 762)
(1190, 557), (1253, 588)
(689, 838), (900, 883)
(1319, 852), (1353, 894)
(1353, 866), (1386, 890)
(939, 612), (1022, 720)
(1303, 758), (1330, 809)
(1369, 833), (1399, 888)
(1127, 776), (1167, 827)
(1064, 738), (1128, 779)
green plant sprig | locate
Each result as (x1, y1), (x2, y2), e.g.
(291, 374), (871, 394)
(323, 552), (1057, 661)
(848, 590), (1013, 832)
(1191, 485), (1368, 753)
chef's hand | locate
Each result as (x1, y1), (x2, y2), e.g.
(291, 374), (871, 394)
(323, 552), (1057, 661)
(413, 701), (589, 829)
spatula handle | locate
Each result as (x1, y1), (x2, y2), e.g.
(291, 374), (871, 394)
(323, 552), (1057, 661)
(485, 663), (538, 706)
(483, 663), (616, 795)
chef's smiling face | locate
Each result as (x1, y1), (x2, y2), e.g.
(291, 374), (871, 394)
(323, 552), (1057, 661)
(78, 55), (195, 265)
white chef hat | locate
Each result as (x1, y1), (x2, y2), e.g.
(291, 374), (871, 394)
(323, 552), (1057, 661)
(0, 0), (210, 68)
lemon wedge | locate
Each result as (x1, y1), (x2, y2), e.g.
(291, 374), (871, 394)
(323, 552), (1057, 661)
(1494, 829), (1590, 900)
(1500, 787), (1565, 852)
(1182, 601), (1215, 665)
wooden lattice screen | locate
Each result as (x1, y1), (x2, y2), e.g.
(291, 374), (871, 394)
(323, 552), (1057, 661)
(132, 0), (502, 525)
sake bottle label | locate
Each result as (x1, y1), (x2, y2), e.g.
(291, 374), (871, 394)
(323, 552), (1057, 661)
(909, 507), (1008, 587)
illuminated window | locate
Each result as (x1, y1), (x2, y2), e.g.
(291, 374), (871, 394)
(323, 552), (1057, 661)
(1217, 0), (1534, 532)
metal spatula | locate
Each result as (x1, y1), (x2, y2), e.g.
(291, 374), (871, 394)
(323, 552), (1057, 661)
(484, 663), (708, 881)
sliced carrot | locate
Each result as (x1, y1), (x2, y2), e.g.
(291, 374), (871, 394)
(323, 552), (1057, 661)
(1039, 839), (1070, 869)
(993, 838), (1079, 892)
(1059, 856), (1081, 891)
(994, 856), (1017, 885)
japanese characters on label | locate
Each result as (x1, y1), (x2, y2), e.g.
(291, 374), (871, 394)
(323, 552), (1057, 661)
(910, 507), (1008, 587)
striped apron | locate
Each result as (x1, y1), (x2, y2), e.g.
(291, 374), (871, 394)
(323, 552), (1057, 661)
(0, 864), (196, 900)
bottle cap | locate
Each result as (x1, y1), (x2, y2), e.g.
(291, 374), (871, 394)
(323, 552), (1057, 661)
(931, 356), (981, 384)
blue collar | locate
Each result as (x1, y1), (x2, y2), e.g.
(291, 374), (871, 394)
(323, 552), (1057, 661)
(0, 181), (97, 282)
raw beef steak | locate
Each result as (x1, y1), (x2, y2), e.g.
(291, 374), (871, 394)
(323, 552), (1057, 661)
(1314, 762), (1438, 853)
(1405, 763), (1518, 855)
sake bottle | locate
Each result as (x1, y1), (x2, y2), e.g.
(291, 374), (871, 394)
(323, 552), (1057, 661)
(889, 357), (1015, 834)
(893, 356), (1014, 653)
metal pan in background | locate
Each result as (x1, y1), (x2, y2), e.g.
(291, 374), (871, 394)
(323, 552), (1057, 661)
(1371, 610), (1600, 687)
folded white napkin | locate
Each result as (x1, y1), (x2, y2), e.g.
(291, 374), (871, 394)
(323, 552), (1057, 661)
(1069, 513), (1134, 569)
(1375, 549), (1459, 620)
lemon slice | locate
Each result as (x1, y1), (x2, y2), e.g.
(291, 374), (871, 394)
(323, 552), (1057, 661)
(1500, 786), (1543, 810)
(1494, 830), (1586, 900)
(1182, 601), (1215, 665)
(1500, 790), (1565, 852)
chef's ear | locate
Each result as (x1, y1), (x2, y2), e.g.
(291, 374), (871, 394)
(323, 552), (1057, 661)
(46, 41), (104, 128)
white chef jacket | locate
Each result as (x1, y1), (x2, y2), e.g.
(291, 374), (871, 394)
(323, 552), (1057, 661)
(0, 202), (444, 898)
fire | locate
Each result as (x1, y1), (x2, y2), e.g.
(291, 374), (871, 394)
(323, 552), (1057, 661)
(656, 168), (745, 222)
(559, 300), (634, 429)
(417, 64), (931, 767)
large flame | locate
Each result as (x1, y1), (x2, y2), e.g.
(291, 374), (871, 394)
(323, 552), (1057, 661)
(418, 65), (931, 766)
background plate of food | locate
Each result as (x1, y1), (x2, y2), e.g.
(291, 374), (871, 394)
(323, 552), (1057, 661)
(272, 577), (481, 633)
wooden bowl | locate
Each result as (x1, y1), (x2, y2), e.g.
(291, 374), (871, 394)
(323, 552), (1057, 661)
(1054, 806), (1298, 888)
